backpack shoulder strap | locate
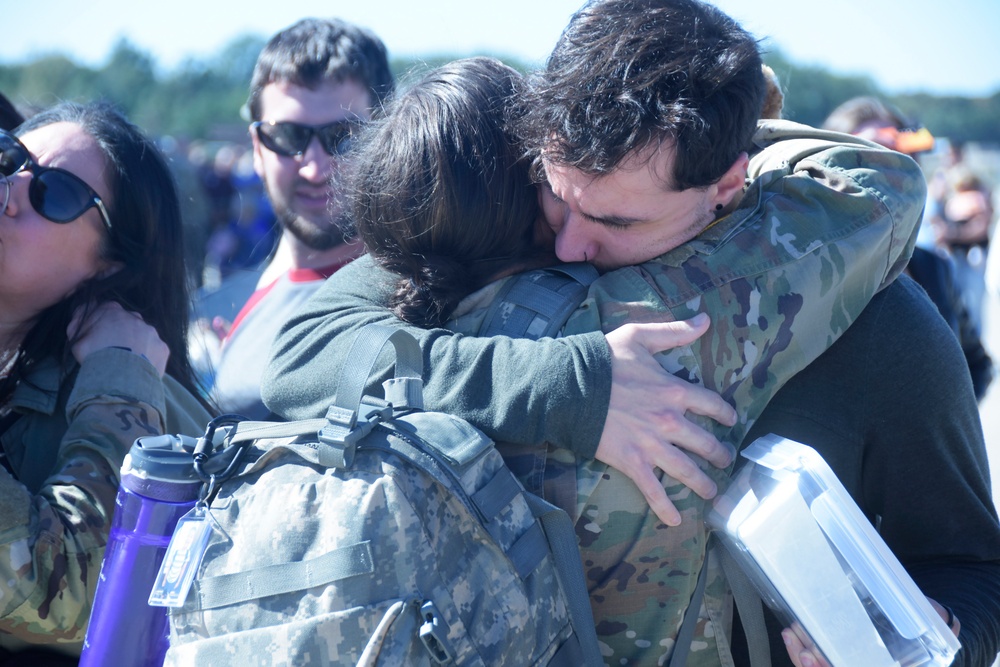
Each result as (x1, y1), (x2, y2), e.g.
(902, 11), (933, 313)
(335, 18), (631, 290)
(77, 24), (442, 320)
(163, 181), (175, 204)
(478, 263), (598, 340)
(218, 325), (425, 473)
(669, 539), (772, 667)
(719, 541), (772, 667)
(525, 494), (603, 667)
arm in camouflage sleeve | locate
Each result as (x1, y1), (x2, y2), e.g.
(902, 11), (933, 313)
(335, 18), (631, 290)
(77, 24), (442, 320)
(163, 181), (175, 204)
(628, 122), (928, 449)
(0, 348), (168, 643)
(529, 125), (928, 523)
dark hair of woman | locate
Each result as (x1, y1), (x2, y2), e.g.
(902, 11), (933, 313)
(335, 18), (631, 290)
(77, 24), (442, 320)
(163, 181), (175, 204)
(1, 101), (209, 408)
(349, 57), (553, 328)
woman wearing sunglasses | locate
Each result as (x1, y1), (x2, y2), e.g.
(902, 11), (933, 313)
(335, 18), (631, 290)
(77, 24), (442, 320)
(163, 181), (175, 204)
(0, 102), (213, 665)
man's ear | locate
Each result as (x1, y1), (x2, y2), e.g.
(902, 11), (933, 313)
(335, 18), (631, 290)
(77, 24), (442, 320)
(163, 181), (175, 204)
(714, 152), (750, 208)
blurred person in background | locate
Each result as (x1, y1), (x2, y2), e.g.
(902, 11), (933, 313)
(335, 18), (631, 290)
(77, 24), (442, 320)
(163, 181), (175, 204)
(928, 141), (994, 337)
(824, 96), (993, 400)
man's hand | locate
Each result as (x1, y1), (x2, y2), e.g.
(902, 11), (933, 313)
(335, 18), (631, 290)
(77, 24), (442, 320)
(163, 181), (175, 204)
(928, 597), (961, 638)
(782, 627), (831, 667)
(599, 315), (738, 526)
(69, 302), (170, 377)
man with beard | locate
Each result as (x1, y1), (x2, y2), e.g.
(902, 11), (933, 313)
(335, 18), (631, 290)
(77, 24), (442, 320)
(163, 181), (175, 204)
(211, 18), (393, 419)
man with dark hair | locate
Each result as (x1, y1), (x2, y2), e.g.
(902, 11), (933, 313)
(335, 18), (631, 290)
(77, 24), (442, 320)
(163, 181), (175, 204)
(210, 18), (394, 419)
(263, 1), (999, 665)
(521, 0), (766, 267)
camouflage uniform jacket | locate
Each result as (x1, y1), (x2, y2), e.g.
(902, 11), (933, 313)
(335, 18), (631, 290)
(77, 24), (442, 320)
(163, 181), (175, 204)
(445, 120), (926, 666)
(0, 347), (211, 654)
(261, 120), (926, 665)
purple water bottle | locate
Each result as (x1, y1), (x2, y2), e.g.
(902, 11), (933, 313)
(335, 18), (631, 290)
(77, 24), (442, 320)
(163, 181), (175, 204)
(80, 433), (202, 667)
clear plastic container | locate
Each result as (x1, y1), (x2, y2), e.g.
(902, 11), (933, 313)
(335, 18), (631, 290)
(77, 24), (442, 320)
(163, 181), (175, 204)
(706, 434), (960, 667)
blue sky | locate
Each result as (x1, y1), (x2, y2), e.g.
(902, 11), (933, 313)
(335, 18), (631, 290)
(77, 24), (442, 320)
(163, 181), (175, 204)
(6, 0), (1000, 96)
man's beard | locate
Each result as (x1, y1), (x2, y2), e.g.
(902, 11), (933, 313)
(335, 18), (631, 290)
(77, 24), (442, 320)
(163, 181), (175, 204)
(270, 186), (355, 251)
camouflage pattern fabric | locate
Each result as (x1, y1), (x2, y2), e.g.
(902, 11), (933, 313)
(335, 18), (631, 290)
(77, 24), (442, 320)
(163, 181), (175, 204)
(0, 347), (210, 652)
(446, 120), (926, 665)
(164, 406), (590, 666)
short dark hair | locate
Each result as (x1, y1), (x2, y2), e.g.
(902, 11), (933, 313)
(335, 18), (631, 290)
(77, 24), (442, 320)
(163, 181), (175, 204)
(4, 102), (208, 406)
(246, 18), (394, 121)
(350, 57), (548, 327)
(519, 0), (765, 190)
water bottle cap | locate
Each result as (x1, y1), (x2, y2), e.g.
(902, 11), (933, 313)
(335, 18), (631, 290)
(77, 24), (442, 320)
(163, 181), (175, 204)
(121, 435), (202, 499)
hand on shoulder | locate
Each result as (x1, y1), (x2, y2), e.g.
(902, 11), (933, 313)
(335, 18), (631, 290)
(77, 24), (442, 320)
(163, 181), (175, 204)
(599, 316), (737, 526)
(69, 302), (169, 376)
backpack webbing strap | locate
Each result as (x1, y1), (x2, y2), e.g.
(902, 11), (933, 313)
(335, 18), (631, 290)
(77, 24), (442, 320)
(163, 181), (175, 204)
(669, 539), (772, 667)
(478, 263), (598, 340)
(473, 467), (575, 581)
(526, 494), (603, 667)
(471, 466), (523, 522)
(335, 325), (424, 416)
(667, 542), (710, 667)
(548, 629), (589, 667)
(188, 541), (374, 611)
(226, 418), (329, 445)
(508, 522), (549, 579)
(719, 542), (772, 667)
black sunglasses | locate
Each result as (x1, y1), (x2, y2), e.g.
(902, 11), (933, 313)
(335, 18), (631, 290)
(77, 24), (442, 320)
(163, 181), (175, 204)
(0, 128), (112, 231)
(251, 119), (362, 158)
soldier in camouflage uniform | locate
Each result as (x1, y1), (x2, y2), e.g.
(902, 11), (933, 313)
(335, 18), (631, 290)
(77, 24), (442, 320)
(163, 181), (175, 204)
(262, 2), (925, 665)
(0, 103), (212, 662)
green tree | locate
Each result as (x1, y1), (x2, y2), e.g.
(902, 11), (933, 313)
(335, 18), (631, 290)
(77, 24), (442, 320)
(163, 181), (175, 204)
(94, 39), (157, 113)
(763, 51), (880, 127)
(1, 39), (997, 148)
(9, 55), (99, 111)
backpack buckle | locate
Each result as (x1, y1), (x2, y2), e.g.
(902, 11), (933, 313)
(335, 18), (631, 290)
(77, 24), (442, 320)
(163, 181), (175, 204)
(318, 401), (391, 468)
(418, 601), (454, 664)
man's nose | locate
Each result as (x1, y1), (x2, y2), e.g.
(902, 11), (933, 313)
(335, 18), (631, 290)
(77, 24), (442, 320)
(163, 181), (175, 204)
(554, 213), (599, 264)
(297, 138), (333, 183)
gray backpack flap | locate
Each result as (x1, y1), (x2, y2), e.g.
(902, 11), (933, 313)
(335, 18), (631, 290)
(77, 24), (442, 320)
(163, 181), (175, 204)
(164, 325), (600, 666)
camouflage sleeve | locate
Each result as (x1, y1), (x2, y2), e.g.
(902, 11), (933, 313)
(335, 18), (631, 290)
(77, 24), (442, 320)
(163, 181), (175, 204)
(262, 254), (611, 458)
(578, 126), (927, 453)
(748, 120), (927, 290)
(0, 348), (167, 643)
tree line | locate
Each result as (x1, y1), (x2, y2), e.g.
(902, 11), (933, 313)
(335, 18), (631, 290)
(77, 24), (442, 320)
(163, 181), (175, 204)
(2, 37), (998, 146)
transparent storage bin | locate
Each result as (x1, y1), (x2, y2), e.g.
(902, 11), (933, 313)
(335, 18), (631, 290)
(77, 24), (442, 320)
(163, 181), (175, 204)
(706, 434), (960, 667)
